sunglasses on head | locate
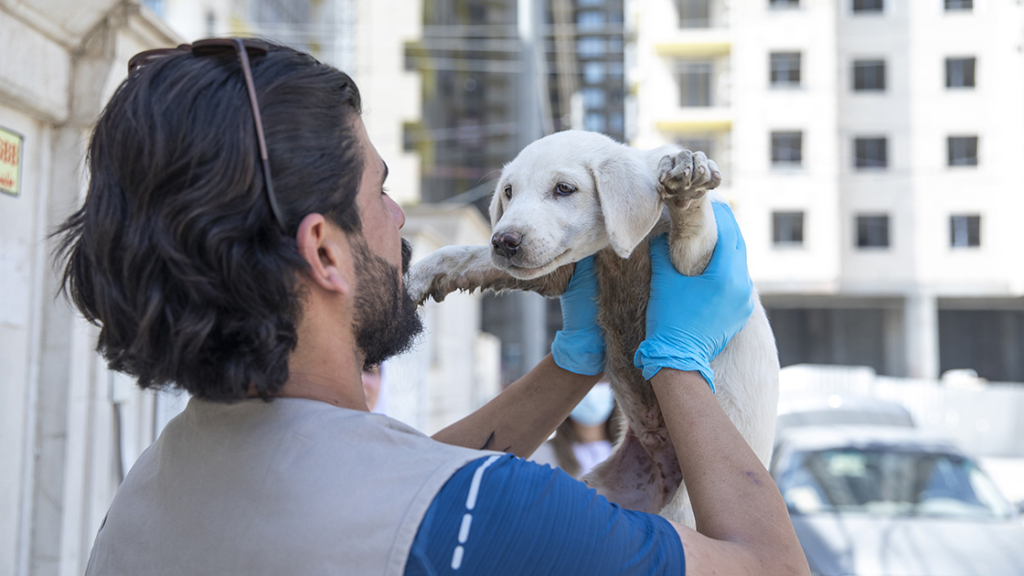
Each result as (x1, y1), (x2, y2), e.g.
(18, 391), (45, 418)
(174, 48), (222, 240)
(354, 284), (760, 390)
(128, 38), (288, 233)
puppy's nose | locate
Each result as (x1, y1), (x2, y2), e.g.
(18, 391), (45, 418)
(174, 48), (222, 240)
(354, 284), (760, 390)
(491, 232), (522, 259)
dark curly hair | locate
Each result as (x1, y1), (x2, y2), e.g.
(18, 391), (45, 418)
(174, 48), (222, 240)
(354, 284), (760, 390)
(54, 41), (364, 401)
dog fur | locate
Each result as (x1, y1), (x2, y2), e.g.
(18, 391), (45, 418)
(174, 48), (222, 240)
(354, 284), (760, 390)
(408, 130), (780, 526)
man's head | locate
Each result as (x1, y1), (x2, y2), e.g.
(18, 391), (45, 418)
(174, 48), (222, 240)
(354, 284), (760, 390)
(56, 40), (421, 401)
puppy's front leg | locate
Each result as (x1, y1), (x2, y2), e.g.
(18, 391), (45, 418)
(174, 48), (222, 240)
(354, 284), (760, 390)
(408, 245), (574, 304)
(656, 150), (722, 275)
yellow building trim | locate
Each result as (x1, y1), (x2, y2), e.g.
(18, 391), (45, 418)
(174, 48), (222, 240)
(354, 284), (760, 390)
(657, 119), (733, 132)
(655, 41), (731, 57)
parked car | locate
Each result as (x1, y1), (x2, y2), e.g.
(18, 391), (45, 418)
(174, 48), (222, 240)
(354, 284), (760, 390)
(776, 395), (916, 437)
(771, 425), (1024, 575)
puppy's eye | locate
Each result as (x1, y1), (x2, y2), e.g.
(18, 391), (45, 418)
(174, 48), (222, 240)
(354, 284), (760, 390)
(504, 185), (512, 199)
(555, 182), (576, 196)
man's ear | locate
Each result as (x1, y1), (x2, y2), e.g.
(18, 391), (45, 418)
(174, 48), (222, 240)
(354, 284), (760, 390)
(589, 156), (662, 259)
(296, 213), (350, 295)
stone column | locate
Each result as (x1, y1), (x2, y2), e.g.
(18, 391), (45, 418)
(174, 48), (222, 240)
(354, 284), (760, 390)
(904, 290), (939, 380)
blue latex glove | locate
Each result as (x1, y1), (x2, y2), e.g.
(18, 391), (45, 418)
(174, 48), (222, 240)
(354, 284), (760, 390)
(551, 255), (604, 375)
(633, 202), (754, 391)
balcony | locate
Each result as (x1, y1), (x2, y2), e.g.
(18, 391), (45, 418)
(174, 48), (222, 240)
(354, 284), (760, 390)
(674, 0), (730, 29)
(656, 110), (732, 133)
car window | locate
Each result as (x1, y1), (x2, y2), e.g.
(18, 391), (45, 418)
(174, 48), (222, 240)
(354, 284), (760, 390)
(777, 448), (1014, 519)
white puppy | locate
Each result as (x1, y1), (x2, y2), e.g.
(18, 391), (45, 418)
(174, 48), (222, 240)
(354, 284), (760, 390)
(409, 130), (779, 526)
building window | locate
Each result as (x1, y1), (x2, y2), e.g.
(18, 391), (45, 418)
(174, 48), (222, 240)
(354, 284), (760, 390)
(584, 113), (606, 132)
(853, 59), (885, 91)
(678, 62), (714, 107)
(677, 136), (716, 164)
(204, 10), (217, 36)
(856, 215), (890, 248)
(854, 137), (888, 169)
(577, 37), (605, 58)
(945, 0), (972, 11)
(576, 11), (604, 31)
(608, 113), (625, 134)
(950, 215), (981, 248)
(946, 57), (976, 88)
(852, 0), (883, 13)
(143, 0), (166, 17)
(581, 88), (606, 109)
(769, 0), (800, 7)
(677, 0), (711, 28)
(773, 212), (805, 245)
(770, 52), (801, 87)
(948, 136), (978, 166)
(583, 62), (605, 84)
(771, 131), (803, 166)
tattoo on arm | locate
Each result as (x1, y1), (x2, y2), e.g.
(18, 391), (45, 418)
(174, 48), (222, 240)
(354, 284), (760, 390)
(480, 431), (496, 450)
(480, 431), (513, 453)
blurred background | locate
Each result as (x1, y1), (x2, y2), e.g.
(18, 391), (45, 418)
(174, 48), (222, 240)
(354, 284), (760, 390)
(1, 0), (1023, 574)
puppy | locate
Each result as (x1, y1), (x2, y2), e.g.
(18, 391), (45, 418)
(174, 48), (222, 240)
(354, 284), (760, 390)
(408, 130), (779, 526)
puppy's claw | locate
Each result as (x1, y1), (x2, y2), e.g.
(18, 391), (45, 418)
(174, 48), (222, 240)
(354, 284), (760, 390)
(658, 147), (720, 204)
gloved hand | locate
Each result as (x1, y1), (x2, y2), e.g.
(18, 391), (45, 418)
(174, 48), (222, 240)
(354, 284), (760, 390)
(551, 255), (604, 375)
(633, 202), (754, 392)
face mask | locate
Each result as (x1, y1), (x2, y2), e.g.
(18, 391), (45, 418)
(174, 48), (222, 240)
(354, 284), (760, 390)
(570, 383), (614, 427)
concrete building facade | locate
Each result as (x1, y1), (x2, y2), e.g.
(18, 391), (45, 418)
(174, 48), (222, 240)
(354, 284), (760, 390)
(632, 0), (1024, 382)
(0, 3), (178, 575)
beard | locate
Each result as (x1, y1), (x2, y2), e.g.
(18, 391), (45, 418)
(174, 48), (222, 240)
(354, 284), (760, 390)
(351, 238), (423, 370)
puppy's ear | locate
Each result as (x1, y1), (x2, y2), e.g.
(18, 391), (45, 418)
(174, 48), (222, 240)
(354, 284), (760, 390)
(488, 181), (504, 228)
(590, 156), (661, 259)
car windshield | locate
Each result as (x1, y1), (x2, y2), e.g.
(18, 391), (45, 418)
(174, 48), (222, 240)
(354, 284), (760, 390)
(778, 447), (1014, 519)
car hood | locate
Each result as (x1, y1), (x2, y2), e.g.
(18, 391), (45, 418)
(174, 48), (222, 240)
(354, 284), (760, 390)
(792, 514), (1024, 576)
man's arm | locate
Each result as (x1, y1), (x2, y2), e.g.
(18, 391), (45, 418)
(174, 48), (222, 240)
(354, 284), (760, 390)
(431, 355), (600, 456)
(653, 369), (809, 576)
(634, 203), (808, 575)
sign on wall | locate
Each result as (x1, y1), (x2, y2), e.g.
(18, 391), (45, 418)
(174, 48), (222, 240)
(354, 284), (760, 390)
(0, 126), (24, 197)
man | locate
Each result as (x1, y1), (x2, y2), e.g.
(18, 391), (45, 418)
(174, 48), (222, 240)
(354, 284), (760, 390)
(58, 39), (808, 575)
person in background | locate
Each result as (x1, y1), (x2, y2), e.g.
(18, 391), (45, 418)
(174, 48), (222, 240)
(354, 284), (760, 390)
(362, 364), (383, 412)
(531, 381), (621, 478)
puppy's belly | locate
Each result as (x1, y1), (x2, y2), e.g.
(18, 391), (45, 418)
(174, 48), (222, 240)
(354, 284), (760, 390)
(588, 246), (686, 513)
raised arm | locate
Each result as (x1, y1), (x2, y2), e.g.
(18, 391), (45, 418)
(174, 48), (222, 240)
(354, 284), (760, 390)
(655, 370), (807, 576)
(636, 203), (809, 576)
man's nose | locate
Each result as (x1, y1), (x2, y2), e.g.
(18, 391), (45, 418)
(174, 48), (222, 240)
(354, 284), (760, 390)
(491, 231), (521, 259)
(387, 195), (406, 229)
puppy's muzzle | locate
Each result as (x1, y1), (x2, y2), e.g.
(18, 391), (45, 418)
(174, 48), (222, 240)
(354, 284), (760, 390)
(491, 231), (522, 259)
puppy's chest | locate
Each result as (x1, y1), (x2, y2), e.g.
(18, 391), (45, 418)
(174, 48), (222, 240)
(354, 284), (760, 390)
(593, 247), (651, 354)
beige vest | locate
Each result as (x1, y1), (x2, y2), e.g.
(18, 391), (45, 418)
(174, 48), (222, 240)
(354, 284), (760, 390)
(85, 397), (495, 576)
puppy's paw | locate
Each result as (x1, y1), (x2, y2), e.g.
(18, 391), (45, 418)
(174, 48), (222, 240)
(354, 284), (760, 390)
(406, 245), (494, 305)
(407, 256), (451, 305)
(656, 150), (722, 207)
(406, 264), (435, 306)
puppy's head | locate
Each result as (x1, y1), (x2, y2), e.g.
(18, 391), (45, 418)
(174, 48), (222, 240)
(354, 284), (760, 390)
(489, 131), (662, 279)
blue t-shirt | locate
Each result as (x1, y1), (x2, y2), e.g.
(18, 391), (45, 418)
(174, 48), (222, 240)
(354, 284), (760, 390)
(404, 454), (685, 575)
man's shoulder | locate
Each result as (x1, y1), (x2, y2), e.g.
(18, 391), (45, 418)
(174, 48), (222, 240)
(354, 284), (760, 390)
(173, 397), (485, 463)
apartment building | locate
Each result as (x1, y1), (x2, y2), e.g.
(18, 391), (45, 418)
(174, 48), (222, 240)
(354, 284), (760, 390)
(633, 0), (1024, 381)
(406, 0), (630, 383)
